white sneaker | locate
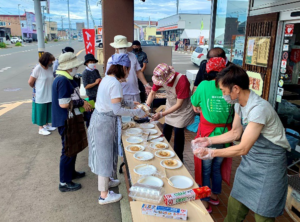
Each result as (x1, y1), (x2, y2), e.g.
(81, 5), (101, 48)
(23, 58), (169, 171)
(39, 128), (51, 136)
(98, 191), (122, 205)
(43, 125), (56, 131)
(109, 178), (120, 188)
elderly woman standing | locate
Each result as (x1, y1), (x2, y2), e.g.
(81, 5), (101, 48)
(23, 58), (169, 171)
(28, 52), (56, 136)
(52, 52), (91, 192)
(88, 53), (145, 205)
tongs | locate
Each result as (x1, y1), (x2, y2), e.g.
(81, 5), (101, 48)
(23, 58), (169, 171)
(147, 134), (164, 142)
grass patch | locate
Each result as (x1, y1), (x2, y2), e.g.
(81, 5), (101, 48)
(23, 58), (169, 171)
(0, 42), (6, 48)
(15, 42), (22, 47)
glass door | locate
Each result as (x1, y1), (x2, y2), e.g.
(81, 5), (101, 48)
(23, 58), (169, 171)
(277, 21), (300, 133)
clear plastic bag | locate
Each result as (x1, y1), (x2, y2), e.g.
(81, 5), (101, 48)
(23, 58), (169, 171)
(129, 183), (165, 204)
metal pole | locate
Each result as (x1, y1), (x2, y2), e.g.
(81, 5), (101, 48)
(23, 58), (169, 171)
(33, 0), (45, 57)
(209, 0), (217, 49)
(18, 4), (21, 38)
(85, 0), (89, 28)
(176, 0), (179, 14)
(67, 0), (71, 45)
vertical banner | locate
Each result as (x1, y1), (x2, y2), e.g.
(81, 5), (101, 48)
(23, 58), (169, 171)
(199, 36), (204, 45)
(98, 27), (102, 35)
(83, 29), (95, 55)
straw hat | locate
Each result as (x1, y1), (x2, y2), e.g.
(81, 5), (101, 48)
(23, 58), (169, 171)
(152, 63), (176, 86)
(58, 52), (84, 70)
(110, 35), (132, 48)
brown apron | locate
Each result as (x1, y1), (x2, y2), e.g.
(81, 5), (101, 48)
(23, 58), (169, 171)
(164, 73), (195, 128)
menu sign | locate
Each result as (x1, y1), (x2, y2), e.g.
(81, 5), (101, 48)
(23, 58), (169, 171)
(245, 36), (271, 67)
(247, 71), (264, 96)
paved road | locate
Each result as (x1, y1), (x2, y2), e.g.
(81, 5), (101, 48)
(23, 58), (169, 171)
(0, 41), (86, 104)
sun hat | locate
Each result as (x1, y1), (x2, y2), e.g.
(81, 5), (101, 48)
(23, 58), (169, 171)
(57, 52), (84, 70)
(110, 35), (132, 48)
(84, 53), (98, 66)
(110, 53), (131, 68)
(152, 63), (176, 86)
(62, 46), (74, 54)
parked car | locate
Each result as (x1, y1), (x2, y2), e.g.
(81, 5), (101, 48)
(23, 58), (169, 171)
(78, 37), (83, 42)
(141, 40), (157, 46)
(23, 37), (33, 43)
(96, 39), (103, 48)
(11, 37), (22, 44)
(191, 45), (231, 66)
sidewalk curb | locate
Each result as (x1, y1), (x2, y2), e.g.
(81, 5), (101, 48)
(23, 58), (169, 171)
(118, 157), (133, 222)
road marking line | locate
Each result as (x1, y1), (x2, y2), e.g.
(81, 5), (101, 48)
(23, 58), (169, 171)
(0, 102), (24, 117)
(0, 99), (31, 105)
(76, 49), (85, 56)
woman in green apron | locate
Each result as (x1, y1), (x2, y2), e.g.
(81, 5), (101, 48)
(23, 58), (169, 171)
(193, 65), (291, 221)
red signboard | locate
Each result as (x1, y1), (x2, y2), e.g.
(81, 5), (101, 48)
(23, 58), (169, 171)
(157, 26), (178, 32)
(83, 29), (95, 55)
(285, 24), (294, 37)
(291, 49), (300, 63)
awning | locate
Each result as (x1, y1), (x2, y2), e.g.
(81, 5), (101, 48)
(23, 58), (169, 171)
(180, 29), (209, 39)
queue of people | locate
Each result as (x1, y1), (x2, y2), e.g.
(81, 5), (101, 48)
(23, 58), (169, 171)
(27, 34), (292, 221)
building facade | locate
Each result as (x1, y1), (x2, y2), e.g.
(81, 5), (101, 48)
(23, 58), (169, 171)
(0, 14), (26, 37)
(21, 12), (37, 40)
(45, 21), (57, 40)
(157, 13), (210, 46)
(76, 22), (84, 36)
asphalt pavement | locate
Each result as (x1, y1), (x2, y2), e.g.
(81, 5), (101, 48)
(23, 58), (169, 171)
(0, 40), (86, 104)
(0, 44), (198, 222)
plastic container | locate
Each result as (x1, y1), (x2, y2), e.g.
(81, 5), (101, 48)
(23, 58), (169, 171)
(129, 183), (165, 204)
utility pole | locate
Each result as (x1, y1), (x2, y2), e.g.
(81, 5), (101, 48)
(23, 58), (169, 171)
(61, 16), (64, 39)
(33, 0), (45, 57)
(41, 6), (46, 38)
(18, 4), (21, 38)
(176, 0), (179, 14)
(67, 0), (71, 45)
(86, 0), (89, 28)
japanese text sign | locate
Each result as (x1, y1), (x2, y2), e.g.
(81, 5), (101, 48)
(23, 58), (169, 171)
(83, 29), (95, 55)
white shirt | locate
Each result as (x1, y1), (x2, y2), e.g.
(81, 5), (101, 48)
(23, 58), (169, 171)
(95, 75), (123, 112)
(105, 52), (141, 96)
(31, 64), (54, 104)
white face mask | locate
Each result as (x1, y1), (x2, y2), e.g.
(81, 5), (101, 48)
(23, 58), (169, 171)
(88, 63), (95, 70)
(118, 49), (127, 54)
(69, 68), (78, 77)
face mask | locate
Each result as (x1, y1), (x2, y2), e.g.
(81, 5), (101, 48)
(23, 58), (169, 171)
(223, 94), (239, 104)
(118, 49), (127, 54)
(69, 68), (78, 77)
(88, 63), (95, 70)
(48, 63), (53, 68)
(133, 48), (139, 52)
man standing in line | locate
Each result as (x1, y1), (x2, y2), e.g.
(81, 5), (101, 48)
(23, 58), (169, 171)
(105, 35), (152, 103)
(131, 40), (148, 103)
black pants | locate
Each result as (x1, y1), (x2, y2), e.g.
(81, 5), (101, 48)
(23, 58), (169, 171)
(84, 96), (96, 128)
(163, 123), (185, 162)
(58, 126), (77, 183)
(138, 79), (146, 103)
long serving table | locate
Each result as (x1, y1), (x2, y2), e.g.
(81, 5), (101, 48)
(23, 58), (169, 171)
(121, 124), (213, 222)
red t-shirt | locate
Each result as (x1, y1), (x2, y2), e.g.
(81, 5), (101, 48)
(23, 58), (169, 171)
(152, 72), (190, 99)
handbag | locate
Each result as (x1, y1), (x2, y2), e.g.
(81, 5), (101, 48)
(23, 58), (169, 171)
(64, 101), (88, 157)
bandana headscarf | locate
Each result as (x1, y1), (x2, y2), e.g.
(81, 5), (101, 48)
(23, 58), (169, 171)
(206, 57), (226, 73)
(111, 53), (131, 68)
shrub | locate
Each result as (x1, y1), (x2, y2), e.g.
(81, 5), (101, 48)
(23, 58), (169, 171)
(45, 40), (48, 43)
(0, 42), (6, 48)
(54, 39), (58, 42)
(15, 42), (22, 47)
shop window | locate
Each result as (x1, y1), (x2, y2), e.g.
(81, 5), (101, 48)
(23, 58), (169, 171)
(214, 0), (249, 66)
(277, 23), (300, 133)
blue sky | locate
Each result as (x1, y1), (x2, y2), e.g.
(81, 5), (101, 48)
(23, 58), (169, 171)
(1, 0), (212, 29)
